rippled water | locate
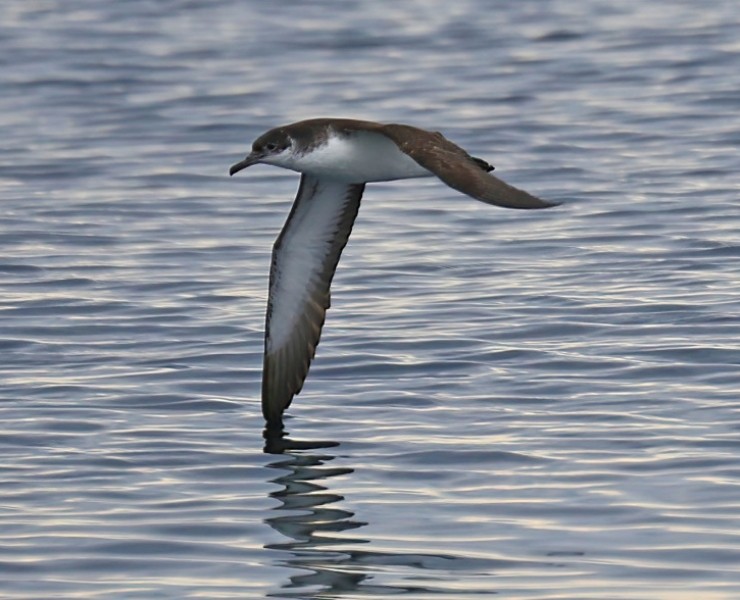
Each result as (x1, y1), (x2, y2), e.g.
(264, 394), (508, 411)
(1, 0), (739, 598)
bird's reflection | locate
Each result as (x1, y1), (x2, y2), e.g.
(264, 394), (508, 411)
(262, 426), (457, 597)
(263, 424), (339, 455)
(263, 426), (370, 596)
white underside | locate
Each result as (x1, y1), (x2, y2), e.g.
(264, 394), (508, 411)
(266, 131), (433, 183)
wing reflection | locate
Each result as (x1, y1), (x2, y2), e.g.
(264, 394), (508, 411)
(263, 426), (370, 595)
(262, 427), (459, 597)
(263, 424), (340, 455)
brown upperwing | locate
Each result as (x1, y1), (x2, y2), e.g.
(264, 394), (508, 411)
(377, 124), (558, 209)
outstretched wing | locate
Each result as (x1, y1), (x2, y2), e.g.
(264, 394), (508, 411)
(380, 124), (558, 209)
(262, 174), (365, 427)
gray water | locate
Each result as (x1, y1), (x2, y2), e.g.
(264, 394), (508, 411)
(2, 1), (739, 598)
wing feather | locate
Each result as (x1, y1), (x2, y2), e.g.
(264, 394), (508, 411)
(379, 124), (558, 209)
(262, 174), (364, 427)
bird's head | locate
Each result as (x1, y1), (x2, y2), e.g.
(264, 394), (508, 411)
(230, 128), (293, 175)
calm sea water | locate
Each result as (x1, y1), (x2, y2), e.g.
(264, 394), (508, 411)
(1, 1), (739, 598)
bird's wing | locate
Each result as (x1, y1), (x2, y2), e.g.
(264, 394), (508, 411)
(381, 125), (558, 209)
(262, 174), (365, 427)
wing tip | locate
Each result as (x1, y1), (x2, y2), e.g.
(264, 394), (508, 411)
(261, 353), (290, 426)
(521, 197), (562, 210)
(478, 174), (563, 210)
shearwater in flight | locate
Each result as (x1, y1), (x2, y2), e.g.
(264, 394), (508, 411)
(230, 118), (558, 428)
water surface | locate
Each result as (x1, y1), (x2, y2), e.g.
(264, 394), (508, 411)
(1, 1), (739, 598)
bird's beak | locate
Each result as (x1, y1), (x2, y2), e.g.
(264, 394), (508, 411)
(229, 152), (262, 176)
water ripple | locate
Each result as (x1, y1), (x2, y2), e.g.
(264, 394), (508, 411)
(1, 0), (739, 598)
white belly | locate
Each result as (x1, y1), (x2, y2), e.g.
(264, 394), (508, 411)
(283, 132), (433, 183)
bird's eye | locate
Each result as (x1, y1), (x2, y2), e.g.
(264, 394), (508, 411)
(265, 143), (277, 152)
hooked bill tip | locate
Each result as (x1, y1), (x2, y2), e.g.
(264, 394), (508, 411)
(229, 161), (246, 176)
(229, 153), (260, 176)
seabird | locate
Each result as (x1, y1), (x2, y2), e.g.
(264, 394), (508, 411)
(230, 118), (558, 427)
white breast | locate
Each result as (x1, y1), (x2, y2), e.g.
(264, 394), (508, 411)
(282, 132), (433, 183)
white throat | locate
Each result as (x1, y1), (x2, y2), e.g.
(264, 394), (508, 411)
(269, 131), (432, 183)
